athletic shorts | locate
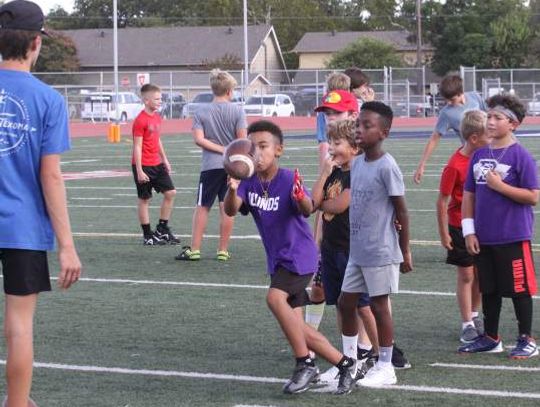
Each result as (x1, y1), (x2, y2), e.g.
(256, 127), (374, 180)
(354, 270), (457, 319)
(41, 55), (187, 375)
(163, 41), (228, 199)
(270, 267), (313, 308)
(320, 246), (370, 307)
(0, 249), (52, 295)
(446, 225), (475, 267)
(196, 169), (228, 208)
(476, 241), (537, 298)
(132, 164), (175, 200)
(342, 260), (399, 297)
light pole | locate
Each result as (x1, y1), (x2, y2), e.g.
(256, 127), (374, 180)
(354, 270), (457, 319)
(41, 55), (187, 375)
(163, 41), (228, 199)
(243, 0), (249, 99)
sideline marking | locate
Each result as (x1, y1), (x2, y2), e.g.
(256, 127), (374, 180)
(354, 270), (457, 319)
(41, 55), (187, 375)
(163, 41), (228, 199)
(0, 360), (538, 400)
(431, 362), (540, 372)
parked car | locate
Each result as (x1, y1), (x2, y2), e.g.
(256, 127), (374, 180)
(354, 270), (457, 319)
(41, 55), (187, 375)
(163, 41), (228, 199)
(528, 93), (540, 116)
(243, 94), (295, 117)
(81, 91), (143, 122)
(395, 95), (436, 117)
(160, 92), (186, 119)
(293, 87), (322, 116)
(182, 91), (244, 118)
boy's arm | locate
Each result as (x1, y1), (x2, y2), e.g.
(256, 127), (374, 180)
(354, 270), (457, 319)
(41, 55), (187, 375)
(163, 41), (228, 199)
(223, 177), (243, 216)
(192, 129), (226, 154)
(158, 138), (171, 173)
(133, 137), (149, 183)
(414, 131), (441, 184)
(436, 194), (452, 250)
(485, 171), (540, 205)
(311, 157), (335, 210)
(40, 154), (82, 290)
(292, 169), (313, 216)
(320, 189), (350, 214)
(462, 190), (480, 255)
(390, 196), (412, 273)
(235, 127), (247, 139)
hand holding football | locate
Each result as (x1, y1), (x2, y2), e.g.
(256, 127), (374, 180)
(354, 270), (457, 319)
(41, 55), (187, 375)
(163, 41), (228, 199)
(223, 139), (255, 180)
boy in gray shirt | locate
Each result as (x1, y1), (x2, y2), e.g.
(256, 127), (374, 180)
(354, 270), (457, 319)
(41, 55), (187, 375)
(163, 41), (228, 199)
(338, 102), (412, 388)
(176, 69), (247, 261)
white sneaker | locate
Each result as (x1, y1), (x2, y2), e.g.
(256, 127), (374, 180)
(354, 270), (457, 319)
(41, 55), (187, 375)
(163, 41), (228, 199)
(318, 365), (340, 384)
(357, 363), (396, 387)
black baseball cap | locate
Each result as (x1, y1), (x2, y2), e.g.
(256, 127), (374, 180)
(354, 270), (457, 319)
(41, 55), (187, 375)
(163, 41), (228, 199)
(0, 0), (48, 35)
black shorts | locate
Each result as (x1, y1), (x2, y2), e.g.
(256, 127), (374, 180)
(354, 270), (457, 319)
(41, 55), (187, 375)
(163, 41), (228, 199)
(0, 249), (52, 295)
(132, 164), (175, 200)
(446, 225), (475, 267)
(270, 267), (313, 308)
(196, 169), (228, 208)
(476, 241), (537, 298)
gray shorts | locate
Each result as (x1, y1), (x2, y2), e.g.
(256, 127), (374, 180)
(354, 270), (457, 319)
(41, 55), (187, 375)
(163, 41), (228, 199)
(342, 261), (400, 297)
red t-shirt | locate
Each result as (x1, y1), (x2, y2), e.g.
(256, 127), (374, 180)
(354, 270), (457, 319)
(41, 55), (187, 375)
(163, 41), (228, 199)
(439, 148), (470, 227)
(131, 110), (162, 166)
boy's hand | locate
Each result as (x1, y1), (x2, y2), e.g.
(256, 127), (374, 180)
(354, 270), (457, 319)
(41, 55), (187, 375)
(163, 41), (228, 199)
(465, 234), (480, 255)
(440, 233), (453, 250)
(486, 170), (503, 191)
(137, 170), (149, 183)
(394, 219), (402, 232)
(413, 164), (424, 184)
(227, 176), (241, 191)
(163, 160), (172, 174)
(292, 168), (306, 201)
(400, 250), (413, 274)
(57, 246), (82, 290)
(360, 86), (375, 102)
(321, 155), (336, 177)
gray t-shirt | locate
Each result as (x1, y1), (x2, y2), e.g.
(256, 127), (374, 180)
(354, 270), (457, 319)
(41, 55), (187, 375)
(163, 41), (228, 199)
(435, 92), (486, 142)
(192, 101), (247, 171)
(349, 153), (405, 267)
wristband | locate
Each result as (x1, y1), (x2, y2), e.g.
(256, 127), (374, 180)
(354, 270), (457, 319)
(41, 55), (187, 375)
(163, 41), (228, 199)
(461, 218), (475, 237)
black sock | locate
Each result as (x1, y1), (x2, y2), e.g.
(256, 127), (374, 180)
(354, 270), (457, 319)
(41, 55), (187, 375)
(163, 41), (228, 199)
(141, 224), (152, 237)
(296, 355), (315, 366)
(159, 219), (168, 228)
(512, 296), (533, 336)
(482, 293), (502, 338)
(336, 355), (354, 369)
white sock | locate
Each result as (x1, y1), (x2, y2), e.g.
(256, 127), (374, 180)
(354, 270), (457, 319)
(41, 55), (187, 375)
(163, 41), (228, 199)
(342, 334), (358, 360)
(378, 345), (393, 365)
(357, 342), (372, 351)
(471, 311), (479, 319)
(462, 321), (474, 330)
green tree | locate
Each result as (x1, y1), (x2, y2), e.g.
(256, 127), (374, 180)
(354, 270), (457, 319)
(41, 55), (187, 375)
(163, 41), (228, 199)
(326, 37), (403, 69)
(490, 10), (533, 68)
(35, 30), (80, 72)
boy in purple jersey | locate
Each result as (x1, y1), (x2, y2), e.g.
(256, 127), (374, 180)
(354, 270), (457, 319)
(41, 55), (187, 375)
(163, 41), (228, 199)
(460, 94), (539, 358)
(224, 120), (358, 395)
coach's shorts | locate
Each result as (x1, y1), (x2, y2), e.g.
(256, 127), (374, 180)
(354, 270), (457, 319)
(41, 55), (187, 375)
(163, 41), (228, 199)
(132, 164), (175, 200)
(270, 267), (313, 308)
(0, 249), (52, 295)
(196, 169), (228, 208)
(446, 225), (475, 267)
(476, 241), (537, 298)
(320, 246), (370, 307)
(342, 260), (399, 297)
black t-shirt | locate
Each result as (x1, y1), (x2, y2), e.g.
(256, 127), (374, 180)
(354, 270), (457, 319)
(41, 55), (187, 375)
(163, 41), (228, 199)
(321, 167), (350, 252)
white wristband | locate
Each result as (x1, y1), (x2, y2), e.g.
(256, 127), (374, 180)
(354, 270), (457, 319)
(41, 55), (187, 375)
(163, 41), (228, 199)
(461, 218), (475, 237)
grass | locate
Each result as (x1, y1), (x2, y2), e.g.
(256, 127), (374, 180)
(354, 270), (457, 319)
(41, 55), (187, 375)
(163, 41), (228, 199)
(1, 133), (540, 406)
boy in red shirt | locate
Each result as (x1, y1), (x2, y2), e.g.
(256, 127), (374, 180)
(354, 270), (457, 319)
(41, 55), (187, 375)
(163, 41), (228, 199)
(436, 110), (490, 343)
(132, 84), (180, 245)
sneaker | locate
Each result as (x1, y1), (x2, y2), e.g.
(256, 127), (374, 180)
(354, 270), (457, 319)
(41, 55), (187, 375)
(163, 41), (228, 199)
(282, 362), (320, 394)
(458, 334), (503, 354)
(2, 397), (38, 407)
(391, 345), (411, 369)
(460, 324), (480, 344)
(357, 363), (396, 388)
(216, 250), (231, 261)
(155, 225), (181, 245)
(143, 234), (166, 246)
(174, 246), (201, 261)
(334, 362), (365, 395)
(318, 365), (339, 385)
(509, 335), (539, 359)
(473, 315), (484, 335)
(357, 347), (375, 362)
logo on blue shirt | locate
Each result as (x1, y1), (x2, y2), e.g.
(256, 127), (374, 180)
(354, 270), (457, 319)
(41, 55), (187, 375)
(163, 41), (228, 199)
(0, 89), (34, 157)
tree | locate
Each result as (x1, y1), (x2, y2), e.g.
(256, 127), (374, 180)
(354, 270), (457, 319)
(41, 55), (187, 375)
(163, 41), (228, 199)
(326, 37), (403, 69)
(201, 53), (243, 70)
(35, 30), (80, 81)
(490, 10), (533, 68)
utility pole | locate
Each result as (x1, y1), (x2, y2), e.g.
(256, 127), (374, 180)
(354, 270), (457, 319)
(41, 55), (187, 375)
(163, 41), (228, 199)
(416, 0), (422, 67)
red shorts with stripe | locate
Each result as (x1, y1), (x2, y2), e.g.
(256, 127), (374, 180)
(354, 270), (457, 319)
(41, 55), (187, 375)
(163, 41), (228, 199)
(476, 241), (537, 297)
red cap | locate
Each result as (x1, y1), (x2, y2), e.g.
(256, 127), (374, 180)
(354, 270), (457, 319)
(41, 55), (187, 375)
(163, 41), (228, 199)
(314, 90), (358, 113)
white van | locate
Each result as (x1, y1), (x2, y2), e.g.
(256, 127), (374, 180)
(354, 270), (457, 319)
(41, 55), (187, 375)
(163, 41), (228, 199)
(81, 91), (143, 122)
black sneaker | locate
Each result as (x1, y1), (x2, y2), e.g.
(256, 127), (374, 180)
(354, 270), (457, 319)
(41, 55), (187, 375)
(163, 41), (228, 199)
(143, 234), (166, 246)
(334, 362), (365, 395)
(282, 362), (320, 394)
(155, 225), (181, 245)
(392, 344), (411, 370)
(357, 347), (375, 361)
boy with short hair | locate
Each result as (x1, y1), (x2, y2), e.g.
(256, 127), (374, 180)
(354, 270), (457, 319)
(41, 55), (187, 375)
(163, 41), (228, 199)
(132, 83), (180, 246)
(460, 94), (539, 358)
(414, 74), (486, 184)
(224, 120), (358, 395)
(436, 110), (490, 344)
(177, 69), (247, 261)
(0, 1), (82, 405)
(339, 101), (413, 388)
(344, 66), (375, 105)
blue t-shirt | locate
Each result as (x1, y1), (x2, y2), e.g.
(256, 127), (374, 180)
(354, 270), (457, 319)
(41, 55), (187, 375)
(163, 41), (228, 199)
(435, 92), (486, 142)
(236, 168), (318, 276)
(0, 69), (71, 251)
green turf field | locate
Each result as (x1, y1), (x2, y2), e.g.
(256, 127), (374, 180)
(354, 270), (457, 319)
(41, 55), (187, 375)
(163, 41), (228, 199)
(2, 134), (540, 406)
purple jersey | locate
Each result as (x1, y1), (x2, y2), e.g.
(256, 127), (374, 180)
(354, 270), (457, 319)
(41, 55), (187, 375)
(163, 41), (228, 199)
(464, 142), (539, 245)
(237, 168), (318, 276)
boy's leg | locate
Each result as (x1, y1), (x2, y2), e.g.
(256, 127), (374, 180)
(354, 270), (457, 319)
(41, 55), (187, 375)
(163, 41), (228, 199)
(217, 202), (233, 254)
(159, 189), (176, 221)
(190, 206), (209, 250)
(369, 295), (393, 349)
(456, 265), (474, 323)
(4, 294), (37, 407)
(137, 198), (151, 226)
(357, 303), (379, 355)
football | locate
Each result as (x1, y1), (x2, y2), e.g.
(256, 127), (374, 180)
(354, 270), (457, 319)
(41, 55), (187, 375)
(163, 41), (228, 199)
(223, 138), (255, 180)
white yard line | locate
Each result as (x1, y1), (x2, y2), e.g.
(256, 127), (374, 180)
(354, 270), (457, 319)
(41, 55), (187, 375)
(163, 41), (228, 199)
(431, 362), (540, 372)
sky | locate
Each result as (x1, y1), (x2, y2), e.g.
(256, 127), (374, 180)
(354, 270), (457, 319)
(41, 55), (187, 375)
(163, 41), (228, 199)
(34, 0), (75, 13)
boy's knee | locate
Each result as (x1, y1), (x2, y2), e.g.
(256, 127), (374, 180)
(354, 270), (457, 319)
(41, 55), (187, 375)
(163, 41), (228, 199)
(337, 293), (355, 314)
(164, 189), (176, 199)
